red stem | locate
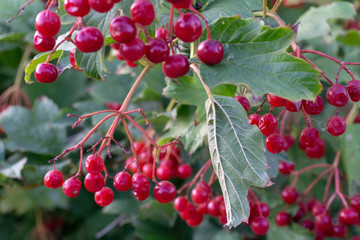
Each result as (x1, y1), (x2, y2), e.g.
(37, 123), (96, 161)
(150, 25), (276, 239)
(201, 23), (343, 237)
(167, 5), (174, 38)
(7, 0), (35, 23)
(189, 7), (211, 40)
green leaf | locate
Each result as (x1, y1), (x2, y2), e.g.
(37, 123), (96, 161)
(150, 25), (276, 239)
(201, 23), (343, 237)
(296, 2), (356, 41)
(337, 30), (360, 47)
(206, 96), (271, 227)
(198, 17), (321, 102)
(268, 221), (313, 240)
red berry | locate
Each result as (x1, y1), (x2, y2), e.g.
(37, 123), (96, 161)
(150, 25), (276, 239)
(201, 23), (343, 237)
(125, 157), (138, 173)
(305, 138), (325, 159)
(186, 210), (203, 226)
(162, 54), (189, 78)
(312, 203), (327, 216)
(174, 196), (188, 212)
(293, 203), (306, 222)
(110, 16), (136, 43)
(248, 113), (261, 125)
(267, 94), (288, 107)
(35, 10), (61, 37)
(283, 135), (294, 151)
(326, 84), (349, 107)
(181, 202), (196, 220)
(155, 27), (168, 41)
(265, 134), (284, 154)
(281, 187), (298, 204)
(334, 225), (348, 238)
(177, 164), (192, 179)
(278, 161), (294, 175)
(315, 213), (333, 232)
(197, 40), (224, 65)
(119, 38), (145, 62)
(110, 43), (121, 50)
(69, 48), (82, 71)
(64, 0), (91, 17)
(130, 0), (155, 26)
(301, 220), (315, 231)
(348, 80), (360, 102)
(218, 215), (227, 225)
(198, 201), (209, 214)
(154, 181), (177, 203)
(44, 170), (63, 189)
(252, 202), (270, 218)
(285, 101), (302, 112)
(300, 127), (319, 148)
(207, 198), (221, 217)
(113, 171), (132, 191)
(94, 187), (114, 207)
(303, 95), (324, 115)
(133, 141), (146, 154)
(84, 173), (105, 193)
(132, 173), (150, 201)
(174, 13), (202, 43)
(62, 177), (82, 198)
(234, 96), (250, 112)
(88, 0), (113, 13)
(251, 216), (269, 235)
(35, 63), (58, 83)
(145, 38), (169, 64)
(156, 165), (172, 180)
(75, 27), (104, 53)
(172, 0), (193, 9)
(191, 186), (209, 204)
(351, 194), (360, 214)
(326, 116), (346, 136)
(258, 113), (278, 136)
(126, 61), (138, 68)
(219, 199), (226, 216)
(275, 211), (291, 226)
(339, 208), (359, 225)
(85, 154), (104, 174)
(33, 32), (55, 52)
(141, 163), (153, 178)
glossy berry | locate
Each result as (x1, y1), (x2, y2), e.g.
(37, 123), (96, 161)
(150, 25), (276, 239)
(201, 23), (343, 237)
(75, 27), (103, 53)
(265, 134), (284, 154)
(285, 101), (302, 112)
(84, 173), (105, 193)
(198, 201), (209, 214)
(35, 11), (61, 37)
(119, 38), (145, 62)
(88, 0), (113, 13)
(130, 0), (155, 26)
(267, 94), (288, 107)
(326, 116), (346, 136)
(234, 96), (250, 112)
(154, 181), (177, 203)
(132, 173), (150, 201)
(85, 154), (104, 174)
(348, 80), (360, 102)
(252, 202), (270, 218)
(315, 213), (333, 232)
(62, 178), (82, 198)
(172, 0), (193, 9)
(186, 210), (203, 226)
(174, 13), (202, 43)
(339, 208), (359, 225)
(125, 157), (138, 173)
(69, 48), (82, 71)
(278, 161), (295, 175)
(312, 203), (327, 217)
(155, 27), (168, 41)
(113, 171), (132, 191)
(301, 220), (315, 231)
(44, 170), (63, 189)
(258, 113), (278, 136)
(207, 198), (221, 217)
(334, 225), (347, 238)
(251, 217), (269, 235)
(191, 186), (209, 204)
(281, 187), (298, 204)
(180, 202), (197, 220)
(94, 187), (114, 207)
(145, 38), (169, 64)
(248, 113), (261, 125)
(33, 32), (55, 52)
(293, 203), (306, 222)
(174, 196), (188, 212)
(156, 165), (172, 180)
(177, 164), (192, 179)
(162, 54), (189, 78)
(305, 138), (325, 159)
(275, 211), (291, 226)
(110, 16), (136, 43)
(142, 163), (153, 178)
(197, 40), (224, 65)
(64, 0), (91, 17)
(303, 95), (324, 115)
(326, 84), (349, 107)
(283, 135), (294, 151)
(35, 63), (58, 83)
(350, 194), (360, 214)
(300, 127), (319, 148)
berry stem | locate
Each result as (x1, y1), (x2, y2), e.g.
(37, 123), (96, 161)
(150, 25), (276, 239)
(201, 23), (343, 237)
(124, 115), (158, 148)
(255, 98), (268, 114)
(190, 64), (213, 100)
(189, 7), (211, 40)
(325, 192), (337, 210)
(301, 108), (311, 128)
(167, 5), (175, 38)
(335, 167), (349, 208)
(248, 188), (259, 203)
(177, 160), (211, 195)
(323, 169), (334, 202)
(74, 147), (84, 177)
(300, 54), (334, 85)
(262, 0), (267, 18)
(15, 44), (32, 87)
(292, 163), (332, 175)
(152, 148), (159, 182)
(303, 168), (332, 196)
(122, 118), (140, 172)
(68, 110), (120, 128)
(279, 110), (289, 136)
(7, 0), (34, 23)
(270, 0), (283, 13)
(335, 65), (343, 85)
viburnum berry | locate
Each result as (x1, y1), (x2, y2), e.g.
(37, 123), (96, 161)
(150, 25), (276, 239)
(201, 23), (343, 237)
(197, 40), (224, 65)
(305, 138), (326, 159)
(141, 163), (153, 178)
(281, 187), (298, 204)
(348, 80), (360, 102)
(191, 186), (209, 204)
(234, 96), (250, 112)
(257, 113), (278, 136)
(326, 84), (349, 107)
(248, 113), (261, 125)
(285, 101), (302, 112)
(75, 27), (104, 53)
(126, 61), (138, 68)
(44, 169), (63, 189)
(293, 203), (306, 222)
(110, 16), (136, 43)
(35, 10), (61, 37)
(177, 164), (192, 179)
(265, 134), (284, 154)
(156, 165), (172, 180)
(174, 13), (202, 43)
(94, 187), (114, 207)
(198, 200), (209, 214)
(174, 196), (188, 212)
(326, 116), (346, 136)
(275, 211), (291, 226)
(130, 0), (155, 26)
(314, 213), (333, 232)
(88, 0), (113, 13)
(207, 198), (221, 217)
(155, 27), (168, 41)
(69, 48), (82, 71)
(186, 210), (203, 226)
(300, 127), (319, 148)
(339, 208), (359, 225)
(113, 171), (132, 191)
(119, 38), (146, 62)
(62, 177), (82, 198)
(283, 135), (294, 151)
(334, 225), (348, 238)
(278, 161), (295, 175)
(64, 0), (91, 17)
(180, 202), (196, 220)
(35, 63), (58, 83)
(85, 154), (104, 174)
(84, 173), (105, 193)
(251, 216), (269, 235)
(145, 38), (169, 64)
(252, 202), (270, 218)
(172, 0), (194, 9)
(33, 32), (55, 52)
(303, 95), (324, 115)
(153, 181), (177, 203)
(267, 94), (288, 107)
(132, 173), (150, 201)
(125, 157), (138, 173)
(162, 54), (189, 78)
(351, 194), (360, 214)
(312, 203), (327, 216)
(218, 215), (227, 225)
(301, 219), (315, 231)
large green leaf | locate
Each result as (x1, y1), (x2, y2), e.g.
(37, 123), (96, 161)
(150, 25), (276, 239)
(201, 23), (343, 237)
(268, 222), (313, 240)
(206, 96), (271, 227)
(198, 17), (321, 102)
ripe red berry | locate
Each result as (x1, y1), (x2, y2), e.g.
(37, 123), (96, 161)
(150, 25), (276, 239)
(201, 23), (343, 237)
(84, 173), (105, 193)
(252, 202), (270, 218)
(305, 138), (325, 159)
(75, 27), (104, 53)
(35, 10), (61, 37)
(186, 210), (203, 226)
(125, 157), (138, 173)
(85, 154), (104, 174)
(162, 54), (189, 78)
(234, 96), (250, 112)
(219, 199), (226, 216)
(110, 16), (136, 43)
(156, 165), (172, 180)
(145, 38), (169, 64)
(191, 186), (210, 204)
(278, 161), (295, 175)
(285, 101), (302, 112)
(69, 48), (82, 71)
(267, 94), (288, 107)
(312, 203), (327, 216)
(198, 201), (209, 214)
(315, 213), (333, 232)
(119, 38), (145, 62)
(326, 84), (349, 107)
(283, 135), (294, 151)
(326, 116), (346, 136)
(197, 40), (224, 65)
(62, 177), (82, 198)
(301, 219), (315, 231)
(153, 181), (177, 203)
(88, 0), (113, 13)
(293, 203), (306, 222)
(351, 194), (360, 214)
(281, 187), (298, 204)
(33, 32), (55, 52)
(130, 0), (155, 26)
(35, 63), (58, 83)
(339, 208), (359, 225)
(303, 95), (324, 115)
(265, 134), (284, 154)
(300, 127), (319, 148)
(44, 170), (63, 189)
(174, 196), (188, 212)
(113, 171), (132, 191)
(207, 198), (221, 217)
(174, 13), (202, 43)
(132, 173), (150, 201)
(180, 202), (196, 220)
(258, 113), (278, 136)
(177, 164), (192, 179)
(142, 163), (154, 178)
(64, 0), (91, 17)
(94, 187), (114, 207)
(172, 0), (194, 9)
(334, 225), (348, 238)
(155, 27), (168, 41)
(248, 113), (261, 125)
(348, 80), (360, 102)
(218, 215), (227, 225)
(275, 211), (291, 226)
(251, 216), (269, 235)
